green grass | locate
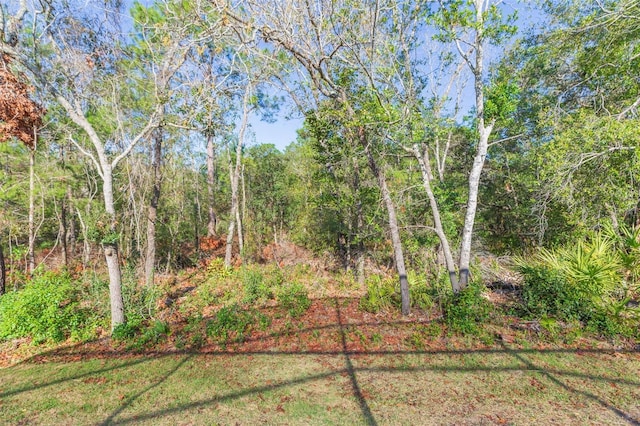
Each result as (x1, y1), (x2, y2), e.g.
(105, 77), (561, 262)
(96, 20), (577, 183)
(1, 347), (639, 425)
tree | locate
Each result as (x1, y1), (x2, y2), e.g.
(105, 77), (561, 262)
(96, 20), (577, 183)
(219, 0), (416, 314)
(225, 84), (252, 267)
(414, 0), (518, 290)
(1, 0), (194, 329)
(481, 0), (640, 248)
(0, 53), (45, 277)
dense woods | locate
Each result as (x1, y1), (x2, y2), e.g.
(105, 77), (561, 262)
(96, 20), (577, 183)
(0, 0), (639, 344)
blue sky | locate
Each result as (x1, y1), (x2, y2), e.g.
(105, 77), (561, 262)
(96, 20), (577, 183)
(244, 1), (545, 153)
(249, 113), (303, 152)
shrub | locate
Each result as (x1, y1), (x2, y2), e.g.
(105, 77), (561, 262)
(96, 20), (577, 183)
(276, 281), (311, 317)
(359, 275), (397, 313)
(442, 282), (491, 336)
(0, 271), (97, 343)
(242, 268), (274, 303)
(137, 320), (170, 347)
(112, 319), (142, 341)
(207, 258), (232, 280)
(516, 227), (640, 337)
(519, 265), (590, 321)
(206, 304), (255, 342)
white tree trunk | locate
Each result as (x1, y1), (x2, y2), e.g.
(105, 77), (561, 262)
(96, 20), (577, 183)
(362, 130), (410, 315)
(413, 144), (460, 292)
(225, 85), (251, 267)
(206, 133), (218, 237)
(102, 164), (125, 328)
(457, 1), (494, 289)
(28, 146), (35, 275)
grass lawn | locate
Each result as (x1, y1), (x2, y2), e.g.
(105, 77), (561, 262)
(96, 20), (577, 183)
(1, 343), (639, 425)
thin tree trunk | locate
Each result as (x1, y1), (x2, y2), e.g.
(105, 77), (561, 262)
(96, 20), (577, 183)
(353, 157), (365, 286)
(360, 128), (410, 315)
(145, 128), (163, 287)
(58, 144), (69, 267)
(225, 85), (251, 267)
(102, 164), (125, 329)
(67, 185), (76, 260)
(237, 163), (245, 254)
(76, 206), (90, 269)
(28, 147), (35, 275)
(458, 7), (494, 289)
(413, 144), (460, 292)
(59, 195), (68, 267)
(0, 243), (5, 296)
(194, 170), (201, 261)
(206, 133), (218, 237)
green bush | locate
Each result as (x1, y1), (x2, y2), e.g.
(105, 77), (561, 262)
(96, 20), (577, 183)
(519, 265), (590, 321)
(0, 272), (97, 343)
(112, 318), (143, 341)
(139, 320), (170, 346)
(516, 227), (640, 337)
(207, 258), (233, 280)
(276, 281), (311, 317)
(206, 304), (255, 342)
(359, 275), (397, 313)
(586, 309), (636, 338)
(242, 268), (274, 303)
(442, 282), (491, 336)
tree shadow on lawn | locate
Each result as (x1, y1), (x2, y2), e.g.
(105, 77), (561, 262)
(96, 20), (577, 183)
(2, 297), (640, 426)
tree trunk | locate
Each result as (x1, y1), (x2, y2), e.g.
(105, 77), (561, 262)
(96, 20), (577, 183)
(413, 144), (460, 292)
(194, 180), (201, 261)
(67, 185), (76, 260)
(145, 128), (163, 287)
(58, 144), (69, 267)
(76, 206), (90, 269)
(60, 193), (68, 267)
(206, 132), (218, 237)
(28, 147), (35, 275)
(353, 157), (365, 286)
(102, 164), (125, 329)
(237, 163), (245, 254)
(360, 128), (410, 315)
(457, 127), (491, 288)
(0, 243), (5, 296)
(225, 86), (251, 267)
(457, 10), (494, 289)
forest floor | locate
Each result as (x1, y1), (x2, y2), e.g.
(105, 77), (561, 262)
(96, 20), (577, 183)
(1, 241), (639, 425)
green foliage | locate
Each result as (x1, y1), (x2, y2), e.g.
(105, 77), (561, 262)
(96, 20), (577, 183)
(87, 213), (120, 245)
(517, 226), (640, 337)
(137, 320), (171, 347)
(207, 258), (233, 280)
(0, 272), (97, 343)
(276, 281), (311, 318)
(122, 281), (161, 323)
(112, 318), (143, 341)
(112, 318), (170, 350)
(518, 265), (587, 320)
(359, 275), (397, 313)
(407, 272), (435, 311)
(442, 282), (491, 336)
(242, 268), (272, 303)
(206, 304), (255, 343)
(485, 79), (520, 122)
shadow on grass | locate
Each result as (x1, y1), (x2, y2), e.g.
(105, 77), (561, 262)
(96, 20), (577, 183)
(2, 297), (639, 425)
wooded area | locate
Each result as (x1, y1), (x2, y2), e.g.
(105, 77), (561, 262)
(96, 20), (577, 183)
(0, 0), (639, 347)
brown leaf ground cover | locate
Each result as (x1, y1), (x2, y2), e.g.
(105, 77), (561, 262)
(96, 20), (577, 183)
(1, 244), (639, 425)
(1, 290), (639, 425)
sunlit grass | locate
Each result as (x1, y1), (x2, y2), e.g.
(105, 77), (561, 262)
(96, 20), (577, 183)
(1, 348), (639, 425)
